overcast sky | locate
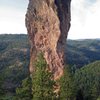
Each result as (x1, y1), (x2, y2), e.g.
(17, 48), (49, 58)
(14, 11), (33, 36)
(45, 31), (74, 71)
(0, 0), (100, 39)
(0, 0), (28, 34)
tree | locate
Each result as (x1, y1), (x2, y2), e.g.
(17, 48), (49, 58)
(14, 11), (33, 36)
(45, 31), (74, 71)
(0, 76), (5, 98)
(32, 53), (57, 100)
(16, 76), (32, 100)
(59, 66), (76, 100)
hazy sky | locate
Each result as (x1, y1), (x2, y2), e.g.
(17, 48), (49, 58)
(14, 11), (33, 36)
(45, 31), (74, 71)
(0, 0), (100, 39)
(68, 0), (100, 39)
(0, 0), (28, 34)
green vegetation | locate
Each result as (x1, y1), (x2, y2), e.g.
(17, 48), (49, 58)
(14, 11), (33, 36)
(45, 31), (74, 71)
(15, 53), (77, 100)
(59, 66), (76, 100)
(75, 61), (100, 100)
(16, 76), (32, 100)
(32, 53), (56, 99)
(0, 34), (100, 99)
(0, 34), (30, 98)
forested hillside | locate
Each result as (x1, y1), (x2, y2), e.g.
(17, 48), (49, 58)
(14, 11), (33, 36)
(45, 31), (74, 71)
(66, 39), (100, 68)
(0, 34), (30, 98)
(74, 61), (100, 100)
(0, 34), (100, 68)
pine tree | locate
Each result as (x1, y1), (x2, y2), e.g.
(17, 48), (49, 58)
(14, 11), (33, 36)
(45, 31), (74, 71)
(59, 66), (76, 100)
(16, 76), (32, 100)
(32, 53), (56, 100)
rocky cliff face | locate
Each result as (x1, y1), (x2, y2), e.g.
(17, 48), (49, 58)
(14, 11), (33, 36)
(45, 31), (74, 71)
(25, 0), (71, 80)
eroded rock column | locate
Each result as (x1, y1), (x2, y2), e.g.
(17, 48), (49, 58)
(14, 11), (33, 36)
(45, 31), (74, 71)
(25, 0), (71, 80)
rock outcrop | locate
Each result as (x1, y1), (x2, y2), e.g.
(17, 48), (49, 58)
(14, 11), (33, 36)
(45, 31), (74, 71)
(25, 0), (71, 80)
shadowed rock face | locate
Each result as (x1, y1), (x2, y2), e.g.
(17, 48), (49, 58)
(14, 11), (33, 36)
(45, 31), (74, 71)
(25, 0), (71, 80)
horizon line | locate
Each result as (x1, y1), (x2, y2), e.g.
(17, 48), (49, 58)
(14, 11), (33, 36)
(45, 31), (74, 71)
(0, 33), (100, 40)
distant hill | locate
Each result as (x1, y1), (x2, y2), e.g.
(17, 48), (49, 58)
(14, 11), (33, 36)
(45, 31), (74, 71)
(0, 34), (30, 73)
(0, 34), (100, 69)
(66, 39), (100, 68)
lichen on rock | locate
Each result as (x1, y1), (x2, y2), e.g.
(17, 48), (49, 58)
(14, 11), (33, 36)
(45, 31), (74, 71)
(25, 0), (71, 80)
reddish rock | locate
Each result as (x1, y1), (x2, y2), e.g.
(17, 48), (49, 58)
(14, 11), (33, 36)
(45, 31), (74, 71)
(25, 0), (71, 80)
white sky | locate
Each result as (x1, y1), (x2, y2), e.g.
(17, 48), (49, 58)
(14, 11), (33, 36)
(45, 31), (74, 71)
(0, 0), (28, 34)
(68, 0), (100, 39)
(0, 0), (100, 39)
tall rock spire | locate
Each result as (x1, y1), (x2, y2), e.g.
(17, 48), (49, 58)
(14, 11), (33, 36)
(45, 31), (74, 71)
(25, 0), (71, 80)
